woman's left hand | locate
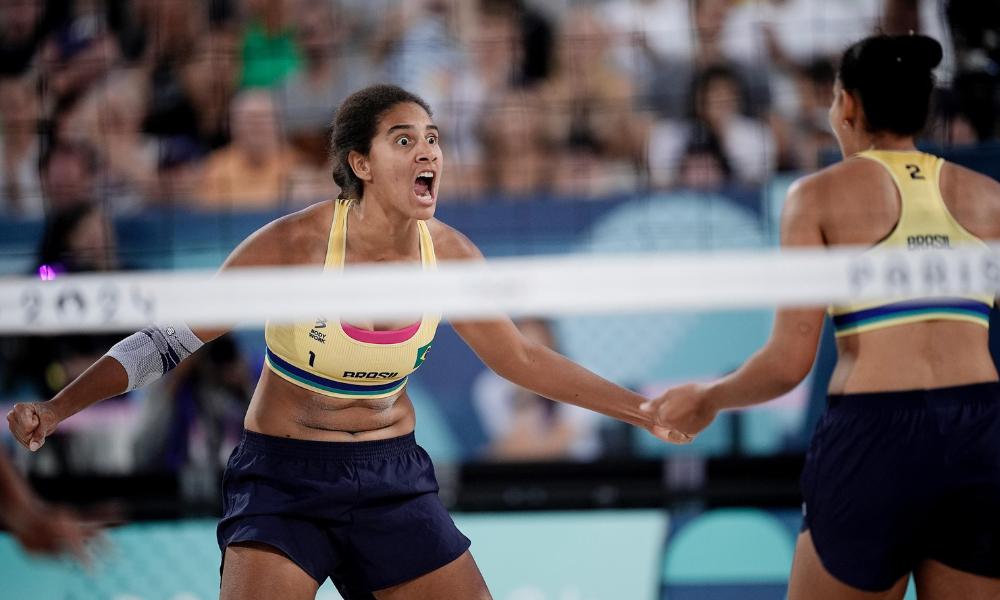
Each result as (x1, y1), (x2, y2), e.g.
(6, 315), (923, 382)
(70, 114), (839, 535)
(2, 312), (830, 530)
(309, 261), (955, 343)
(641, 383), (719, 444)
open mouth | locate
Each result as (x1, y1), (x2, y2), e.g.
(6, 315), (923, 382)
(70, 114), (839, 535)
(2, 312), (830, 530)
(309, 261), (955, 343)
(413, 171), (435, 202)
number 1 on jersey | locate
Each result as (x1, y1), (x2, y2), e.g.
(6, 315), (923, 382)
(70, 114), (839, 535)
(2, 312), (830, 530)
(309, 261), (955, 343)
(308, 351), (316, 367)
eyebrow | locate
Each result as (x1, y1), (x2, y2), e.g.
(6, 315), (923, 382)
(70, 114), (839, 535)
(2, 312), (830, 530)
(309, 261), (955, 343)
(386, 124), (440, 135)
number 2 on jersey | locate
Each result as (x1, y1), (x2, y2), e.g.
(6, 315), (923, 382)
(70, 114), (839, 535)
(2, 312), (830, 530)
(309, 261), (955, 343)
(905, 164), (925, 180)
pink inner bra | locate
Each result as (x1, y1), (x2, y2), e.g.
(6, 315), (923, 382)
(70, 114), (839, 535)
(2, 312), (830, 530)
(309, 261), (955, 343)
(340, 320), (421, 344)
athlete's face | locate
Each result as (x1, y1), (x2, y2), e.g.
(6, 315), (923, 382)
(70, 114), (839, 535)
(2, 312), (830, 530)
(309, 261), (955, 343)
(356, 102), (442, 220)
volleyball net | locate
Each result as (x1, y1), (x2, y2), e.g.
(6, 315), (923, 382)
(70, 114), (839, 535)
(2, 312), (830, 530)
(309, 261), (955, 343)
(1, 245), (998, 333)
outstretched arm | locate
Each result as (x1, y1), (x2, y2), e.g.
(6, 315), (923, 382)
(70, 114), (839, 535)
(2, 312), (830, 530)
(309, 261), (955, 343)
(7, 207), (324, 451)
(454, 317), (651, 430)
(432, 222), (654, 433)
(643, 177), (828, 440)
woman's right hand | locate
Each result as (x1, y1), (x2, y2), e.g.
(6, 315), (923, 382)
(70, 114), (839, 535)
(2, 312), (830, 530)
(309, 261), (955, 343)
(7, 402), (62, 451)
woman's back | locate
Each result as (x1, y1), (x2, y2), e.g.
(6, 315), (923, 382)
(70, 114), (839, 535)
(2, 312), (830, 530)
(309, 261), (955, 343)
(805, 154), (1000, 393)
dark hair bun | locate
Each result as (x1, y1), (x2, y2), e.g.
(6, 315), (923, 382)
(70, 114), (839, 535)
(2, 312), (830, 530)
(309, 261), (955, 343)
(860, 34), (943, 73)
(839, 34), (943, 135)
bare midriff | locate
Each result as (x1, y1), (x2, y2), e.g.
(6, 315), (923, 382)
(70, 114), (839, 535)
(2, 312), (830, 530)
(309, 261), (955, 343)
(830, 320), (998, 395)
(244, 367), (417, 441)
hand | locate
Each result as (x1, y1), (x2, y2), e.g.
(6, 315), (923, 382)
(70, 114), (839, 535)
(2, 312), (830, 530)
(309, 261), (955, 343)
(640, 383), (719, 444)
(7, 402), (61, 451)
(7, 501), (113, 566)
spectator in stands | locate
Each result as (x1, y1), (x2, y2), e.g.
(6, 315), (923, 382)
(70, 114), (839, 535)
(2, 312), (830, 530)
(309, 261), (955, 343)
(0, 74), (44, 217)
(478, 0), (553, 86)
(643, 0), (771, 122)
(174, 29), (241, 151)
(543, 8), (643, 197)
(727, 0), (879, 72)
(788, 59), (838, 171)
(472, 319), (602, 461)
(114, 0), (208, 66)
(239, 0), (301, 87)
(601, 0), (689, 80)
(140, 11), (231, 150)
(82, 72), (159, 207)
(197, 90), (301, 209)
(649, 66), (776, 188)
(440, 1), (526, 197)
(39, 0), (120, 100)
(477, 90), (552, 199)
(675, 129), (731, 192)
(276, 0), (371, 166)
(376, 0), (470, 110)
(40, 141), (99, 213)
(0, 0), (52, 77)
(154, 136), (206, 206)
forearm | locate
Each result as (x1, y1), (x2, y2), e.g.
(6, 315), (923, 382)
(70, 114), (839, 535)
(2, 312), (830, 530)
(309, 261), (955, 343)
(502, 344), (650, 430)
(47, 356), (129, 421)
(704, 346), (803, 412)
(53, 321), (208, 421)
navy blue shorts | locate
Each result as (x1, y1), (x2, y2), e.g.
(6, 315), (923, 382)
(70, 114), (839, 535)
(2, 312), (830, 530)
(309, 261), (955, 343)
(801, 382), (1000, 591)
(217, 431), (471, 598)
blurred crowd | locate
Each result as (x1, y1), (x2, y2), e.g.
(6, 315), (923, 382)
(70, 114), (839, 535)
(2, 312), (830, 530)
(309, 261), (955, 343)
(0, 0), (998, 217)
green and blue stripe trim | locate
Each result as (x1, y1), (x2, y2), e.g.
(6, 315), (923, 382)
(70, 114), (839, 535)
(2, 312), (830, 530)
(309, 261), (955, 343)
(834, 298), (991, 333)
(264, 346), (407, 396)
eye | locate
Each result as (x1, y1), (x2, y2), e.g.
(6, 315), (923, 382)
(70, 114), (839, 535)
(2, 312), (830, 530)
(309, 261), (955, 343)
(396, 136), (410, 146)
(427, 135), (437, 144)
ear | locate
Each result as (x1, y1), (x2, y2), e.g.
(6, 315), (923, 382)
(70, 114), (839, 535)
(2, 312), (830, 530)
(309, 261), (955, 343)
(841, 89), (860, 125)
(348, 150), (372, 183)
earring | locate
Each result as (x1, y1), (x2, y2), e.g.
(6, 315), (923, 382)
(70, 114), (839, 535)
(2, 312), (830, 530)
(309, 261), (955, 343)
(841, 121), (849, 130)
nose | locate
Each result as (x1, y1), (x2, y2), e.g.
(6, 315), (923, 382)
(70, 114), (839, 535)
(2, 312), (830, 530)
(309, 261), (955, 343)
(415, 138), (437, 163)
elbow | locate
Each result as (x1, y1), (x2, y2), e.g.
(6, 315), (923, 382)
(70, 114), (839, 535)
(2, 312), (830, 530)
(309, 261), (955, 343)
(491, 340), (537, 384)
(773, 357), (813, 394)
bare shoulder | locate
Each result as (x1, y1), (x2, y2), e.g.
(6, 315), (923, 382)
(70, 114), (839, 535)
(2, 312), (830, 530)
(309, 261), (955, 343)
(788, 157), (887, 206)
(221, 201), (336, 270)
(781, 162), (846, 221)
(426, 218), (484, 261)
(940, 161), (1000, 240)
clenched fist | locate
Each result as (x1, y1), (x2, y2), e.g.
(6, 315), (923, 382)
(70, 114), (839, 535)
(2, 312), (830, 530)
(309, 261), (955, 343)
(7, 402), (61, 452)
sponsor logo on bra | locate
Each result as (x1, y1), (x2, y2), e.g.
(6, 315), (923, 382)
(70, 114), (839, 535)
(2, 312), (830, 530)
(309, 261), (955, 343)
(343, 371), (399, 379)
(309, 316), (328, 343)
(907, 234), (950, 250)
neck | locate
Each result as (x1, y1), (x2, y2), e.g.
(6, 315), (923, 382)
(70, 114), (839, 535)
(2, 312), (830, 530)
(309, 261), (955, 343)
(348, 194), (419, 259)
(848, 131), (917, 155)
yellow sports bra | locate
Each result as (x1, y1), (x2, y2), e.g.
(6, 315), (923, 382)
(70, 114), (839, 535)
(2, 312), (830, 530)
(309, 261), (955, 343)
(829, 150), (993, 337)
(263, 199), (440, 398)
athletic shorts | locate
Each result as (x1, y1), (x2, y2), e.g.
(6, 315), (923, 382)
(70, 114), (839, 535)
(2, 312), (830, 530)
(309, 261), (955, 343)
(217, 430), (471, 599)
(800, 382), (1000, 591)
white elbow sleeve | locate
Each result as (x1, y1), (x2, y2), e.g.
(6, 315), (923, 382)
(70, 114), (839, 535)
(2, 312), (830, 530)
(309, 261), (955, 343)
(106, 323), (204, 391)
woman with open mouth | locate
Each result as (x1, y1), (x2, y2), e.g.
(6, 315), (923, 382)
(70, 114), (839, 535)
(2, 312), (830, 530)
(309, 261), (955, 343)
(7, 83), (673, 600)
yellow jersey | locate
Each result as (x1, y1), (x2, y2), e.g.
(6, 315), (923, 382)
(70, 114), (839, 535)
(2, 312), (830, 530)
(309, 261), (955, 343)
(263, 199), (439, 397)
(829, 150), (993, 337)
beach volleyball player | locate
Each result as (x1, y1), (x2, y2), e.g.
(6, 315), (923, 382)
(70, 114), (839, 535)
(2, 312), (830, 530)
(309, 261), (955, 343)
(644, 34), (1000, 599)
(7, 84), (664, 600)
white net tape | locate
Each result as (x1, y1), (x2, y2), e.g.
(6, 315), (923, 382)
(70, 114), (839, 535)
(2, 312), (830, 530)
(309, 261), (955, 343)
(0, 246), (998, 333)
